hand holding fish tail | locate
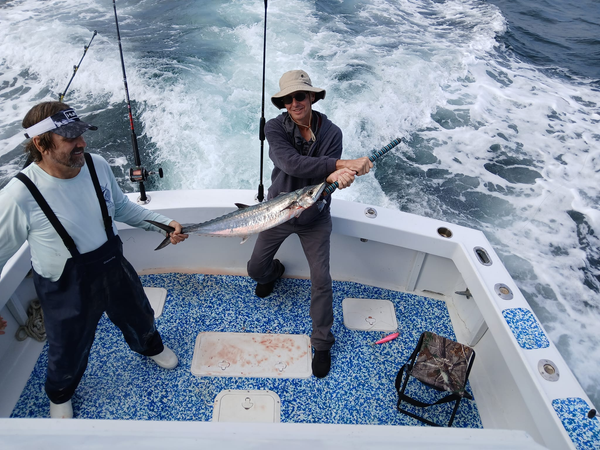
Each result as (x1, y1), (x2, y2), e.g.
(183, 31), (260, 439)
(146, 220), (188, 250)
(168, 221), (189, 245)
(326, 168), (355, 190)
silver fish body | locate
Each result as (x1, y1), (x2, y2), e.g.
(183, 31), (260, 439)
(147, 182), (327, 250)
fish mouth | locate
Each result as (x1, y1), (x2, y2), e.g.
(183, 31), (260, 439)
(297, 182), (328, 208)
(312, 182), (327, 200)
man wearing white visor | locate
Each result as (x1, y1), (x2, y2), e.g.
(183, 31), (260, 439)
(0, 102), (188, 419)
(23, 107), (99, 140)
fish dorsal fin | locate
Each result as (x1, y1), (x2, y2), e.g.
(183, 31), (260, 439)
(235, 203), (250, 209)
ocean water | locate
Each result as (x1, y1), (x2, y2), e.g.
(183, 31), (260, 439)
(0, 0), (598, 410)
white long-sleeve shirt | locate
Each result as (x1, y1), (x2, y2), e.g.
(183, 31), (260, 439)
(0, 153), (171, 281)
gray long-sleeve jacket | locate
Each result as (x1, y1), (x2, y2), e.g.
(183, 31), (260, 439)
(264, 110), (342, 225)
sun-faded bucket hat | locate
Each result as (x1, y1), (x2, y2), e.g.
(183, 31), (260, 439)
(271, 70), (326, 109)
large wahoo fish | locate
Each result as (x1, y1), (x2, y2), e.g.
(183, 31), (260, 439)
(146, 182), (327, 250)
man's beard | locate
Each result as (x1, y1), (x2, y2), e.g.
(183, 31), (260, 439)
(50, 147), (85, 168)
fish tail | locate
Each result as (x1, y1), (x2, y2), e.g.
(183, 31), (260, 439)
(146, 219), (175, 234)
(145, 220), (175, 251)
(154, 236), (172, 251)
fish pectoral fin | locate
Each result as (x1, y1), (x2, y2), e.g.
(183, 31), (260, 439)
(240, 235), (249, 244)
(235, 203), (250, 209)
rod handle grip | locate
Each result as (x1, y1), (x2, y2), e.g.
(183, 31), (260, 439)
(323, 137), (402, 197)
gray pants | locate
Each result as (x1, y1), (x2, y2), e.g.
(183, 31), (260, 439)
(247, 214), (335, 351)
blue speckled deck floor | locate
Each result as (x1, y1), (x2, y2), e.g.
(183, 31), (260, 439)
(11, 273), (482, 428)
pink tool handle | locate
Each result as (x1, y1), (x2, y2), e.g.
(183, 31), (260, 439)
(375, 332), (399, 344)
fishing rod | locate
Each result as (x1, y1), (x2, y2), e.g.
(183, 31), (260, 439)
(58, 30), (97, 102)
(257, 0), (268, 202)
(112, 0), (162, 204)
(322, 137), (403, 197)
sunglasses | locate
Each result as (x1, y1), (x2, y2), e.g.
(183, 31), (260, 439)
(282, 92), (308, 105)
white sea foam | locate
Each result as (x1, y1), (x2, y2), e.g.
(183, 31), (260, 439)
(1, 0), (599, 407)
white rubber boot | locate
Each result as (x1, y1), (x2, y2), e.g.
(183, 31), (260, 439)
(149, 345), (178, 369)
(50, 399), (73, 419)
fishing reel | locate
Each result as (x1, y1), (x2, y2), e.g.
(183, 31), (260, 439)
(129, 166), (164, 183)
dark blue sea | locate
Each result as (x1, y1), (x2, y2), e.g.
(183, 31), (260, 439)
(1, 0), (599, 409)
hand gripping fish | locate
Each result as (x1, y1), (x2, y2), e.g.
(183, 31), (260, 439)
(146, 182), (327, 250)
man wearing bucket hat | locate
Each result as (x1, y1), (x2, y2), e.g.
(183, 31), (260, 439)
(247, 70), (372, 378)
(0, 101), (188, 419)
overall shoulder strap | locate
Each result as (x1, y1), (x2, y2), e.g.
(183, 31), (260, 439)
(15, 172), (79, 256)
(84, 153), (114, 238)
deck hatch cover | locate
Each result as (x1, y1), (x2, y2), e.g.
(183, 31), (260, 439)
(191, 332), (312, 378)
(342, 298), (398, 331)
(212, 389), (281, 423)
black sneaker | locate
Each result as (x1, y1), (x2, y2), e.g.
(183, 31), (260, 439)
(255, 260), (285, 298)
(312, 349), (331, 378)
